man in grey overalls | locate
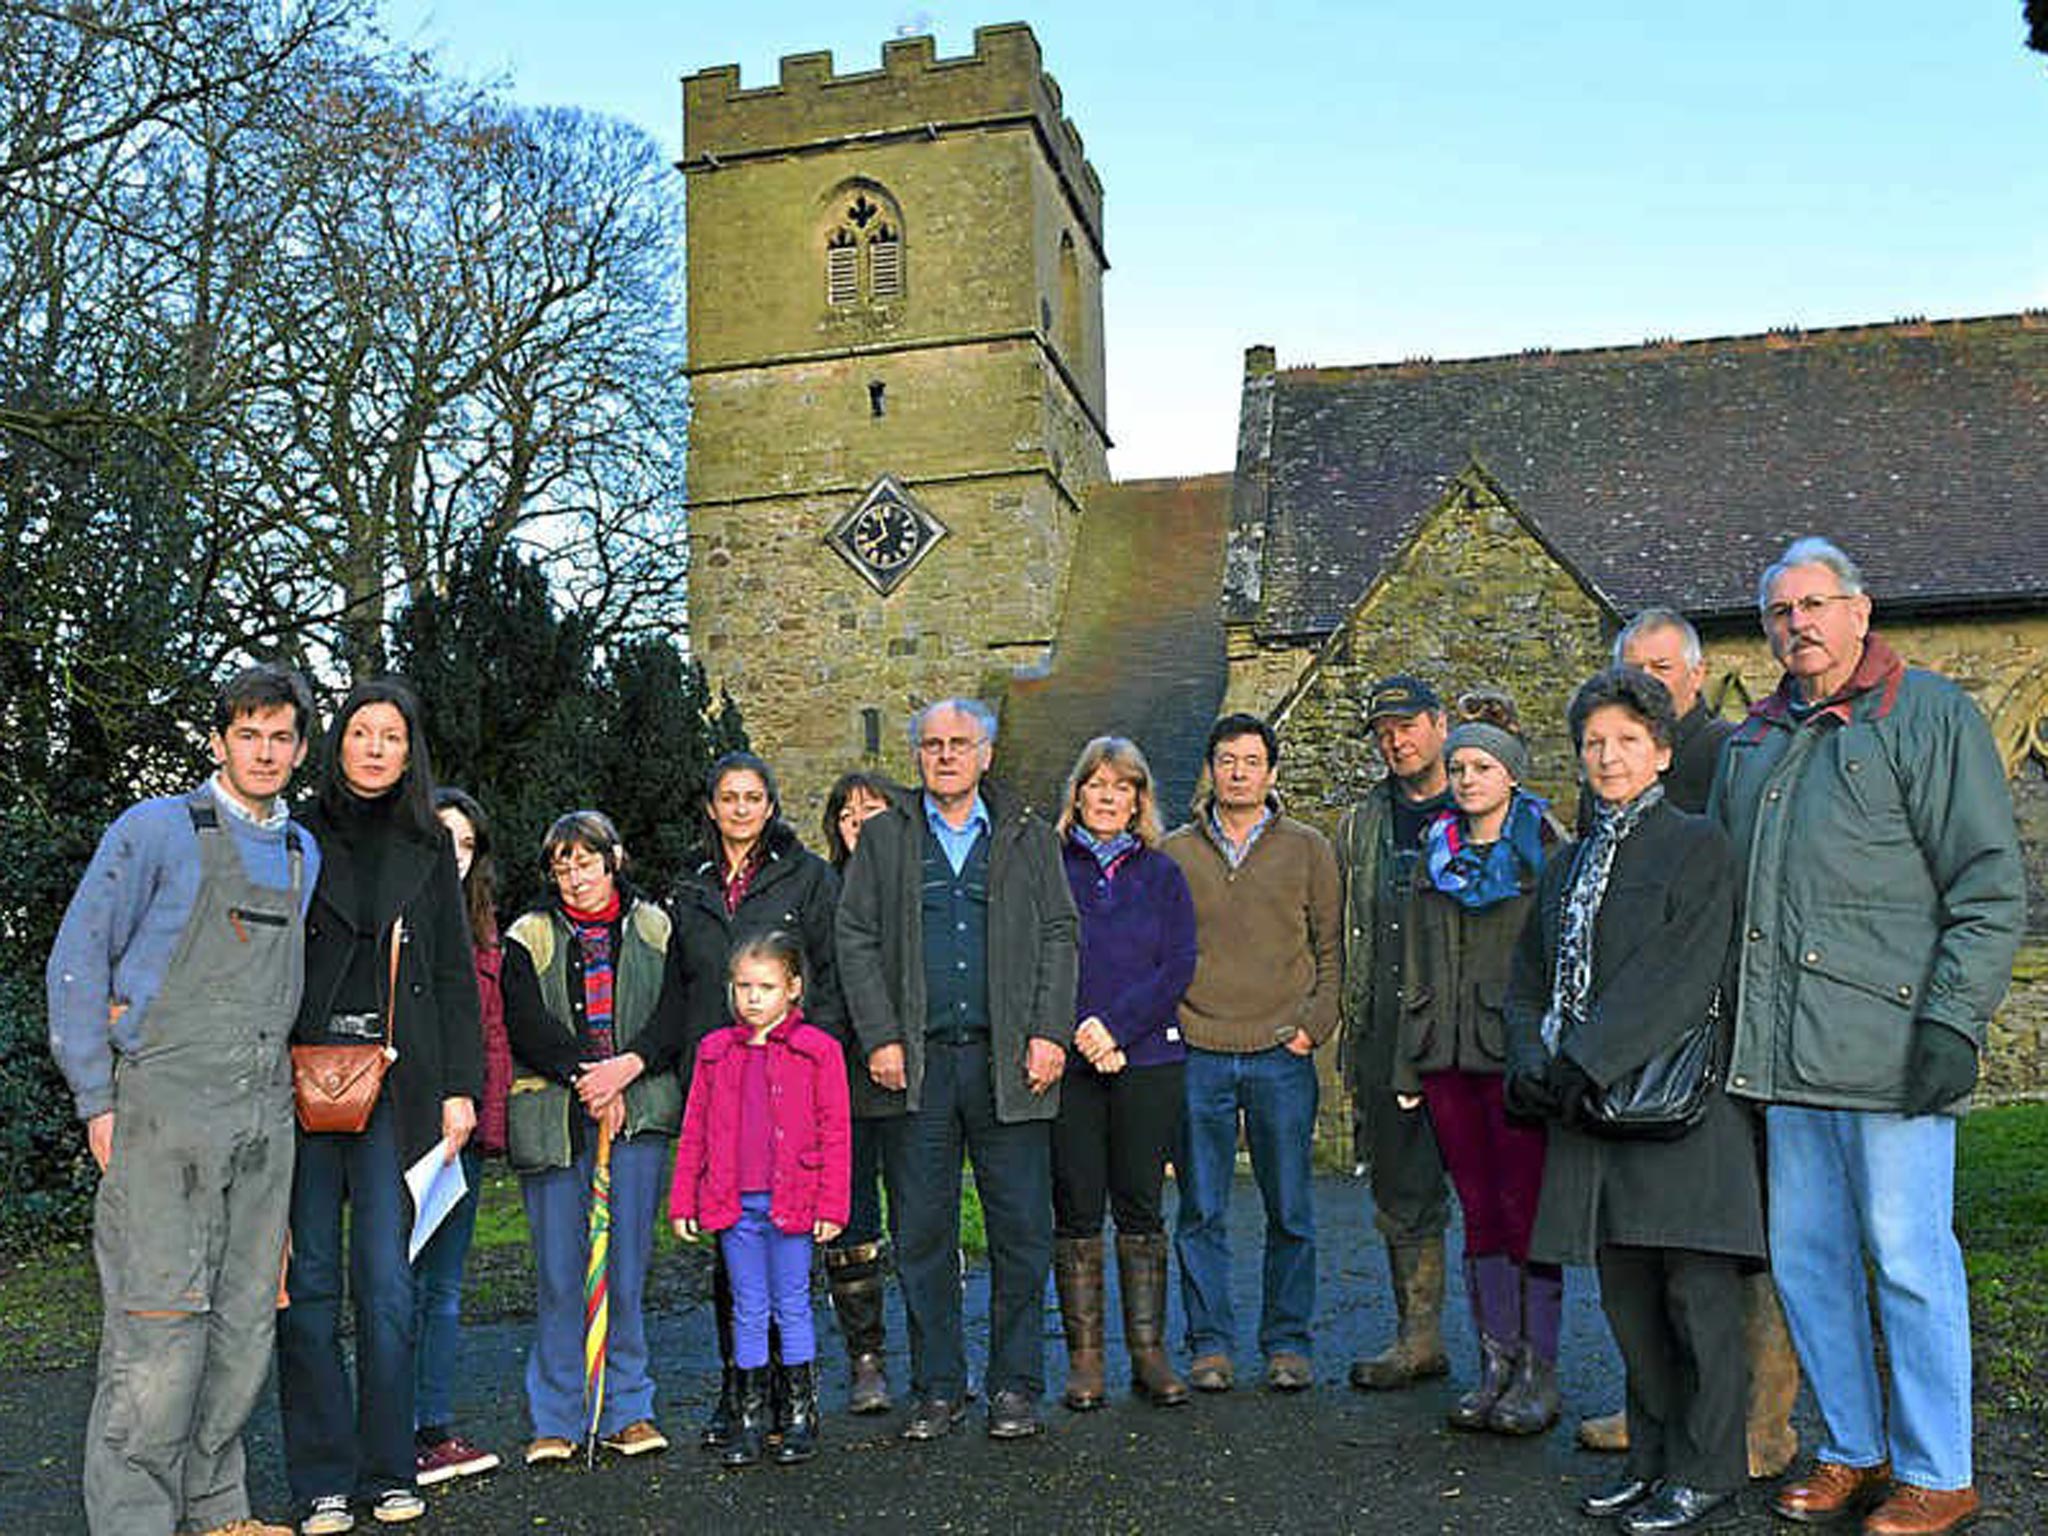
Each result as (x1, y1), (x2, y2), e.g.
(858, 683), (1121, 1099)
(48, 665), (321, 1536)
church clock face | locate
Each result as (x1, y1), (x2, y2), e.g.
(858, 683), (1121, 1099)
(827, 475), (946, 595)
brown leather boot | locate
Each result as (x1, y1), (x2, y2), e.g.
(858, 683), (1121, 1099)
(1054, 1235), (1107, 1410)
(1744, 1273), (1800, 1479)
(1116, 1231), (1189, 1405)
(824, 1240), (893, 1415)
(1349, 1237), (1451, 1390)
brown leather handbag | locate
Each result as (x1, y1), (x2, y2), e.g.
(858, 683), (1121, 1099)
(291, 917), (402, 1134)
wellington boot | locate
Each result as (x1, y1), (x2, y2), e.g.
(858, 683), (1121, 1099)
(825, 1240), (894, 1415)
(1488, 1343), (1560, 1436)
(772, 1362), (820, 1464)
(1054, 1235), (1108, 1410)
(719, 1366), (772, 1468)
(1117, 1232), (1189, 1406)
(1448, 1335), (1517, 1430)
(1745, 1274), (1801, 1479)
(700, 1365), (740, 1450)
(1349, 1238), (1450, 1390)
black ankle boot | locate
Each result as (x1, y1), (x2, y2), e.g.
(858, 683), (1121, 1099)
(772, 1363), (820, 1464)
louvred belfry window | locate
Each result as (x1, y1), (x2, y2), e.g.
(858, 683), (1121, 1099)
(823, 188), (903, 308)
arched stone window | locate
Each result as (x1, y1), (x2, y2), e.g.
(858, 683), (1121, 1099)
(1056, 231), (1081, 358)
(823, 184), (905, 308)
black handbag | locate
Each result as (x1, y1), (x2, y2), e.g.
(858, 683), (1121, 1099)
(1581, 988), (1724, 1140)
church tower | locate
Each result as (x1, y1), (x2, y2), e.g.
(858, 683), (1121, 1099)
(680, 23), (1109, 806)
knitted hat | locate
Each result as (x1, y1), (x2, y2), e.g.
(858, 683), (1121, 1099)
(1443, 721), (1530, 784)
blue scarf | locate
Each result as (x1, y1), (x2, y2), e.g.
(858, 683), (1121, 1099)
(1071, 825), (1138, 875)
(1422, 790), (1549, 911)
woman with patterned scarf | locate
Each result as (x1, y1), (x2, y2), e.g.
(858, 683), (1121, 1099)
(1503, 667), (1763, 1536)
(1392, 691), (1565, 1437)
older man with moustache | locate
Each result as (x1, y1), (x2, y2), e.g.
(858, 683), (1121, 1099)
(1710, 537), (2023, 1536)
(836, 698), (1078, 1441)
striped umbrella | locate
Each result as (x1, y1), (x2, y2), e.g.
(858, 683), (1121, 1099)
(583, 1117), (617, 1464)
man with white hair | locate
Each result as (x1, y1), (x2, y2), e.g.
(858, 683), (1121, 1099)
(1710, 537), (2024, 1536)
(837, 698), (1078, 1442)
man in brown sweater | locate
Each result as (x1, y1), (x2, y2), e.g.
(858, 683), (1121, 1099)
(1162, 713), (1342, 1393)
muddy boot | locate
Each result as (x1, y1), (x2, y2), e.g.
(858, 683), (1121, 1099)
(772, 1363), (820, 1465)
(1448, 1254), (1520, 1430)
(1117, 1231), (1189, 1406)
(1488, 1264), (1562, 1437)
(825, 1240), (893, 1415)
(719, 1366), (772, 1468)
(1349, 1237), (1450, 1391)
(1745, 1273), (1801, 1479)
(1054, 1235), (1108, 1410)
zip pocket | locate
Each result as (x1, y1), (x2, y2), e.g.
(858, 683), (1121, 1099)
(228, 907), (290, 942)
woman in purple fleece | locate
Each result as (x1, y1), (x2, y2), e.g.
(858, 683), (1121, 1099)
(1051, 736), (1199, 1411)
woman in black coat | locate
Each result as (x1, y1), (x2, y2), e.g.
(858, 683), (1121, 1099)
(281, 679), (482, 1533)
(1504, 667), (1763, 1536)
(666, 752), (845, 1444)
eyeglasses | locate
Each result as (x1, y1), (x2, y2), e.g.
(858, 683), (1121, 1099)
(917, 735), (983, 758)
(1764, 593), (1858, 627)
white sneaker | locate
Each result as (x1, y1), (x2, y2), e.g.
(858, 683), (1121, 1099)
(300, 1496), (354, 1536)
(370, 1488), (425, 1524)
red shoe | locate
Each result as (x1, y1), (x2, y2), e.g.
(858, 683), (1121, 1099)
(415, 1432), (501, 1485)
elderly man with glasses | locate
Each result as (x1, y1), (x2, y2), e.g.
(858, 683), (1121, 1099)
(1709, 537), (2024, 1536)
(836, 698), (1078, 1441)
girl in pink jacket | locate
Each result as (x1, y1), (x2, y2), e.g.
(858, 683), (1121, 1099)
(670, 930), (850, 1466)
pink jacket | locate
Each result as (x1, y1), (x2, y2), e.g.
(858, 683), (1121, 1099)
(474, 942), (512, 1156)
(669, 1007), (851, 1235)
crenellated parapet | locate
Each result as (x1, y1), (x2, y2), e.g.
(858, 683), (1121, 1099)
(682, 21), (1103, 253)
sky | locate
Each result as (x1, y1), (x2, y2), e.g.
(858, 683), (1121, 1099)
(377, 1), (2048, 479)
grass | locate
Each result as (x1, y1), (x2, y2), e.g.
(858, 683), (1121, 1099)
(4, 1107), (2038, 1406)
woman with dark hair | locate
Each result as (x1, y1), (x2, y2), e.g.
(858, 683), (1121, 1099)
(1052, 737), (1198, 1409)
(407, 788), (511, 1486)
(281, 680), (483, 1534)
(1504, 667), (1763, 1534)
(502, 810), (688, 1467)
(1392, 692), (1565, 1437)
(816, 769), (903, 1413)
(666, 753), (845, 1442)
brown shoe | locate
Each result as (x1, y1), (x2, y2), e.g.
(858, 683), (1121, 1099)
(598, 1419), (669, 1456)
(1577, 1408), (1630, 1453)
(1862, 1483), (1980, 1536)
(1187, 1352), (1234, 1392)
(199, 1522), (294, 1536)
(1772, 1460), (1892, 1524)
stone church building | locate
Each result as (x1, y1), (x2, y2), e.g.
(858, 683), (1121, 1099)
(679, 24), (2047, 1094)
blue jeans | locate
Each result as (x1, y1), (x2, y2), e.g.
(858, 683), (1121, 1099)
(412, 1146), (483, 1430)
(720, 1192), (818, 1369)
(882, 1038), (1052, 1402)
(1175, 1045), (1318, 1360)
(1767, 1106), (1972, 1489)
(278, 1098), (416, 1505)
(519, 1133), (670, 1440)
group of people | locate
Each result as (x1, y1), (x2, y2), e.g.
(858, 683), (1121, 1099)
(47, 534), (2022, 1536)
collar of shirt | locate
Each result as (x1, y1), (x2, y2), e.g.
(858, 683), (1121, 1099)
(210, 773), (290, 833)
(1208, 803), (1273, 870)
(924, 790), (991, 876)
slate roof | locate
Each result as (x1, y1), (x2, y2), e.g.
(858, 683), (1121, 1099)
(1000, 473), (1232, 827)
(1234, 313), (2048, 638)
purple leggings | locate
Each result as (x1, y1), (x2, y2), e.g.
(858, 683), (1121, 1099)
(718, 1192), (817, 1369)
(1421, 1068), (1547, 1263)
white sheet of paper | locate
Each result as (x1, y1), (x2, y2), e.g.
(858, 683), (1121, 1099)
(405, 1138), (469, 1262)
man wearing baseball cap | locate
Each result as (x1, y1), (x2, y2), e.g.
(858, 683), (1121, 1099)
(1336, 675), (1456, 1392)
